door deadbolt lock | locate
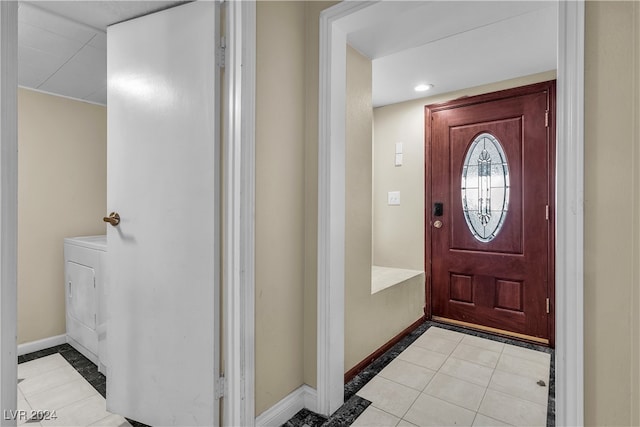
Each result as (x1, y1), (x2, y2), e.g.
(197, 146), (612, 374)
(433, 202), (444, 217)
(433, 220), (443, 229)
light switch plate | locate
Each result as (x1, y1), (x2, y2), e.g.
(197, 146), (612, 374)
(395, 142), (403, 154)
(395, 153), (403, 166)
(388, 191), (400, 206)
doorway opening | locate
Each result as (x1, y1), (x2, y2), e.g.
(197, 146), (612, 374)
(318, 2), (584, 425)
(1, 2), (256, 425)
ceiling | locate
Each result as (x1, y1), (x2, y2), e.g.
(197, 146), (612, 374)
(348, 1), (558, 107)
(17, 1), (557, 108)
(18, 1), (185, 105)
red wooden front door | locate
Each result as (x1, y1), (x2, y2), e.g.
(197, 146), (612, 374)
(426, 81), (555, 344)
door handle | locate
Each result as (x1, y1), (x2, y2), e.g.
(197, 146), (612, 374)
(433, 220), (443, 229)
(103, 212), (120, 227)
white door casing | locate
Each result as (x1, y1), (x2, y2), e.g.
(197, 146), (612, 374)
(106, 2), (220, 425)
(0, 2), (18, 424)
(317, 2), (584, 426)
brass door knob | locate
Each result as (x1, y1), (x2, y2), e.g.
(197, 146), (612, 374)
(433, 220), (443, 229)
(103, 212), (120, 227)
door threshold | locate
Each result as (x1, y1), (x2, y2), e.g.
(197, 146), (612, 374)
(432, 316), (549, 345)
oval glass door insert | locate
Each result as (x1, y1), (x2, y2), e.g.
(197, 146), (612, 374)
(461, 133), (510, 242)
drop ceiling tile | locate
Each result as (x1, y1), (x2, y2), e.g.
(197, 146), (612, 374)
(72, 44), (106, 67)
(38, 45), (106, 100)
(84, 86), (107, 106)
(88, 32), (106, 50)
(18, 44), (69, 87)
(19, 22), (85, 60)
(19, 4), (97, 44)
(19, 43), (67, 70)
(18, 61), (51, 88)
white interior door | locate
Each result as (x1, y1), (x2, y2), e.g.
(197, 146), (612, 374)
(106, 2), (220, 425)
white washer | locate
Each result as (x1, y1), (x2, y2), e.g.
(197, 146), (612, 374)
(63, 235), (107, 373)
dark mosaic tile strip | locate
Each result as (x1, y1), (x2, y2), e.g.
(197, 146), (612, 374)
(548, 351), (556, 427)
(282, 408), (327, 427)
(284, 319), (556, 426)
(282, 395), (371, 427)
(18, 345), (150, 427)
(321, 395), (370, 427)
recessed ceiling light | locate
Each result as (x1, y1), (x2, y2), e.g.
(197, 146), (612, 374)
(414, 84), (433, 92)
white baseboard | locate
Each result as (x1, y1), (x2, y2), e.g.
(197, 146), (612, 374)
(255, 384), (317, 427)
(17, 334), (66, 356)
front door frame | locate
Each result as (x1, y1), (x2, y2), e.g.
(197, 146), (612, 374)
(317, 1), (584, 425)
(0, 2), (257, 426)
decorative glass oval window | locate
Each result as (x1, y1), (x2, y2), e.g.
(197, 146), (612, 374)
(461, 133), (510, 242)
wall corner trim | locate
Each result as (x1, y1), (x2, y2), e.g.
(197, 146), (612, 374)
(255, 385), (317, 427)
(17, 335), (67, 357)
(555, 1), (585, 426)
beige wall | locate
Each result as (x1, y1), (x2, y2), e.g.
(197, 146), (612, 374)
(584, 2), (640, 425)
(344, 46), (425, 372)
(255, 2), (640, 424)
(372, 71), (556, 272)
(373, 99), (424, 270)
(255, 1), (307, 416)
(17, 88), (106, 344)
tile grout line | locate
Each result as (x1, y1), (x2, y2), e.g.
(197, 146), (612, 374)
(472, 341), (505, 426)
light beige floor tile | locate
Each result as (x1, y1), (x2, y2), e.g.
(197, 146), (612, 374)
(18, 354), (69, 380)
(461, 335), (505, 353)
(472, 414), (513, 426)
(404, 393), (476, 427)
(357, 376), (421, 418)
(495, 354), (550, 381)
(379, 359), (435, 391)
(397, 420), (419, 427)
(41, 394), (111, 427)
(502, 345), (551, 365)
(351, 406), (400, 426)
(412, 334), (458, 355)
(423, 373), (486, 411)
(488, 369), (549, 405)
(424, 327), (465, 343)
(439, 357), (494, 387)
(89, 413), (133, 427)
(19, 365), (83, 397)
(27, 377), (99, 411)
(397, 346), (448, 371)
(451, 343), (501, 368)
(478, 389), (547, 426)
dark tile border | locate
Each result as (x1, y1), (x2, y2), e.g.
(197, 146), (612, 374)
(18, 344), (149, 427)
(284, 320), (556, 427)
